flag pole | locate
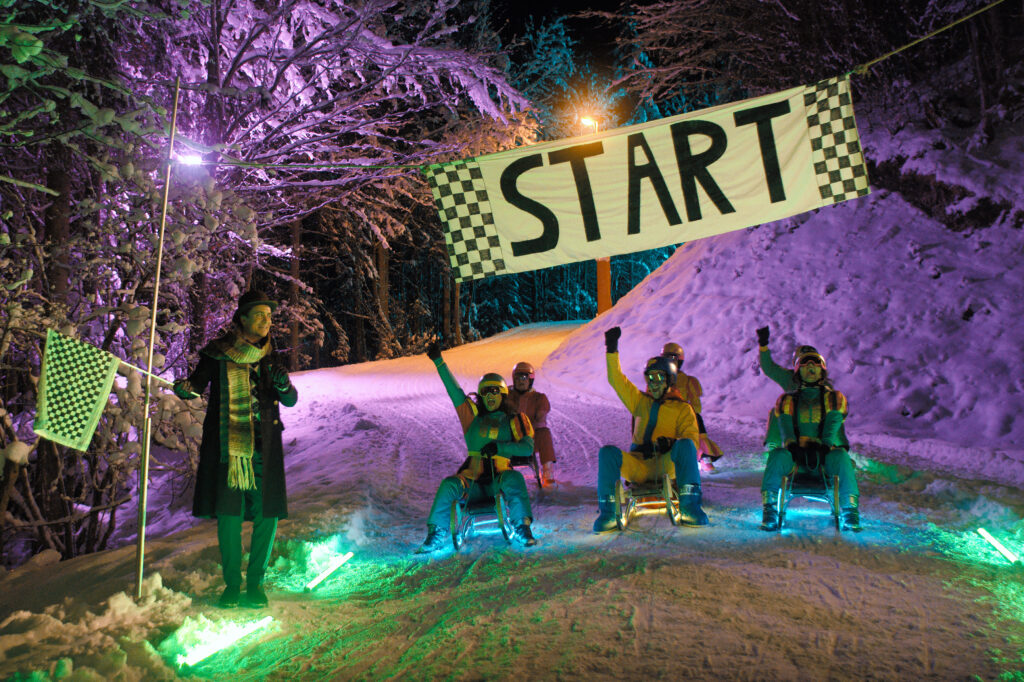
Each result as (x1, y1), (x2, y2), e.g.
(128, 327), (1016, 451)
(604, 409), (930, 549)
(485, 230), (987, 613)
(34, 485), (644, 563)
(135, 76), (181, 600)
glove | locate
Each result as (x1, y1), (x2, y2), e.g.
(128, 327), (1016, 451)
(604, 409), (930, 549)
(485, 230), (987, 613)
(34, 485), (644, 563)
(604, 326), (621, 353)
(426, 340), (441, 361)
(480, 441), (498, 457)
(268, 363), (291, 392)
(786, 442), (800, 457)
(756, 326), (770, 347)
(655, 437), (676, 455)
(634, 443), (655, 459)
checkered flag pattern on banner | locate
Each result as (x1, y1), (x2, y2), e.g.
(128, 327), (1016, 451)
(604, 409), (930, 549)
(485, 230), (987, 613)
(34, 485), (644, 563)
(424, 160), (508, 283)
(804, 75), (871, 204)
(33, 329), (121, 451)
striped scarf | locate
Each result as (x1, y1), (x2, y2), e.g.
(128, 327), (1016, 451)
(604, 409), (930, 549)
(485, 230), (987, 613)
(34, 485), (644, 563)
(214, 328), (270, 490)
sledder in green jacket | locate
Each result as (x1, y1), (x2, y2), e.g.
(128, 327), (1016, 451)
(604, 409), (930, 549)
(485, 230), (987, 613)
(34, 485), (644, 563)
(758, 345), (861, 532)
(756, 325), (849, 450)
(415, 341), (537, 553)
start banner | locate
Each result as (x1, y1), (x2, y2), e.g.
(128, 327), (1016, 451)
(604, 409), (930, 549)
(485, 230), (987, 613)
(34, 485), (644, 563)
(424, 74), (870, 283)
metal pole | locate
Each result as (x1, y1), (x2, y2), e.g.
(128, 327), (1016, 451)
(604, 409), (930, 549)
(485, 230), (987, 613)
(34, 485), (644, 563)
(135, 77), (181, 600)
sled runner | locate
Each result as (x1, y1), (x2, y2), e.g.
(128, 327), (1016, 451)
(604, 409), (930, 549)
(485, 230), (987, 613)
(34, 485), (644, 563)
(449, 458), (515, 549)
(776, 463), (841, 532)
(508, 451), (543, 488)
(613, 474), (683, 530)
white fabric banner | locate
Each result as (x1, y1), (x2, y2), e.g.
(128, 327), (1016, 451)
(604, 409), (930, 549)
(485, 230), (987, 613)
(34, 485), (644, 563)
(425, 75), (870, 282)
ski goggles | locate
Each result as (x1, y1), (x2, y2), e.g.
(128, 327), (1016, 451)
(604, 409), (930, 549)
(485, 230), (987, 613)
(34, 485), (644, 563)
(644, 371), (668, 384)
(513, 372), (532, 381)
(480, 386), (504, 396)
(797, 355), (825, 368)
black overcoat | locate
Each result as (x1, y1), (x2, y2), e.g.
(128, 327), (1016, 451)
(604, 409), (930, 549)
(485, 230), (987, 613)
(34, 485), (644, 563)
(180, 344), (296, 520)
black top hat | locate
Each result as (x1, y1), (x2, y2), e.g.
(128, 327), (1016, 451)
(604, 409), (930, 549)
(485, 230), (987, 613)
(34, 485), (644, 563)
(236, 289), (278, 316)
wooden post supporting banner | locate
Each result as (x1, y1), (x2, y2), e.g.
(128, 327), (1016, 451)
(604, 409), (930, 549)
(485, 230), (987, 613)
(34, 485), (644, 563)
(596, 257), (611, 314)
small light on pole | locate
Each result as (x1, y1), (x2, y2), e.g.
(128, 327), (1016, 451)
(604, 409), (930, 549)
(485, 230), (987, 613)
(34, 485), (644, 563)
(178, 154), (204, 166)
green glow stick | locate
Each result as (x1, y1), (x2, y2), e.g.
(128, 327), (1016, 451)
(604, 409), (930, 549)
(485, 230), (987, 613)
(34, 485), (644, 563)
(305, 551), (354, 592)
(176, 616), (274, 667)
(977, 527), (1020, 565)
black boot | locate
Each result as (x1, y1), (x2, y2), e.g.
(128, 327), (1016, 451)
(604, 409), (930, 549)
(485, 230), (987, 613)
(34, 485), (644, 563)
(245, 583), (268, 607)
(677, 484), (709, 526)
(841, 507), (861, 532)
(593, 500), (617, 533)
(760, 491), (780, 531)
(513, 519), (537, 547)
(218, 584), (241, 608)
(415, 524), (450, 553)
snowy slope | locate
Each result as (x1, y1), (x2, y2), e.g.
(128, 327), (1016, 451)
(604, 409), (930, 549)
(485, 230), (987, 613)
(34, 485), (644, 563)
(2, 321), (1023, 680)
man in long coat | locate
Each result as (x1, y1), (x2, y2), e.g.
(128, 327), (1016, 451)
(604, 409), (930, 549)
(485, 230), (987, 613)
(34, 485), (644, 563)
(174, 290), (297, 607)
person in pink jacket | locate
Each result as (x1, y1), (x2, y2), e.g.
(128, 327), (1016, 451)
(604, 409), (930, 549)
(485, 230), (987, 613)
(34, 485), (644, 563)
(661, 342), (723, 472)
(508, 361), (558, 485)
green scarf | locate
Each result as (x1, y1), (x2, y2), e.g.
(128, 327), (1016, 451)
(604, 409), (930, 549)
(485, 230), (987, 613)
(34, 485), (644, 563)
(208, 327), (270, 490)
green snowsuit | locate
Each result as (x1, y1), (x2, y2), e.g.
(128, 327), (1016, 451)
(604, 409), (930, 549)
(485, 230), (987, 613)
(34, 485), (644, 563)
(761, 384), (858, 503)
(759, 347), (849, 449)
(425, 358), (535, 528)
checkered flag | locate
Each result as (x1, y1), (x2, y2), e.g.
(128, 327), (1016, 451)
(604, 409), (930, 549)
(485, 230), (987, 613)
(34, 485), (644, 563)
(33, 329), (120, 451)
(804, 75), (871, 204)
(423, 160), (508, 283)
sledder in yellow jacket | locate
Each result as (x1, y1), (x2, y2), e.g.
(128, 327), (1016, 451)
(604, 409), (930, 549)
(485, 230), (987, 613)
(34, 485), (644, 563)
(593, 327), (709, 533)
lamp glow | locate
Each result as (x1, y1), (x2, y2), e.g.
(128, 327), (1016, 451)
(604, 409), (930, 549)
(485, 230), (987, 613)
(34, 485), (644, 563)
(977, 527), (1020, 564)
(176, 615), (273, 667)
(304, 550), (354, 591)
(178, 154), (203, 165)
(579, 116), (597, 128)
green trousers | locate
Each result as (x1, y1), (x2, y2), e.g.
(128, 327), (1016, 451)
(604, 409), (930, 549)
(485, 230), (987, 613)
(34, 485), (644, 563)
(217, 453), (278, 589)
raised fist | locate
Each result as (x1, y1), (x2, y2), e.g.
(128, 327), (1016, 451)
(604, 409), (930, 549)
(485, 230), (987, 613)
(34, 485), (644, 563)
(756, 326), (770, 347)
(426, 340), (442, 361)
(604, 326), (621, 353)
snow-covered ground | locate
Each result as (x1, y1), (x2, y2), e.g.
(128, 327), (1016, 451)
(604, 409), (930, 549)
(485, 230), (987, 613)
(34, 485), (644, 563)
(3, 113), (1024, 679)
(2, 316), (1023, 679)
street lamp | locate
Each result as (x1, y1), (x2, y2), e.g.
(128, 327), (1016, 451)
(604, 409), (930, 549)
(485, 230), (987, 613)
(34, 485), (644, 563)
(578, 114), (612, 315)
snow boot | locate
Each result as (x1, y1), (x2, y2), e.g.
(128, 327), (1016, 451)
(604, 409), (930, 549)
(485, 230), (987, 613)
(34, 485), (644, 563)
(841, 507), (862, 532)
(677, 484), (709, 526)
(542, 462), (556, 486)
(415, 524), (450, 553)
(217, 584), (241, 608)
(760, 491), (780, 531)
(593, 500), (618, 534)
(514, 519), (537, 547)
(245, 583), (268, 607)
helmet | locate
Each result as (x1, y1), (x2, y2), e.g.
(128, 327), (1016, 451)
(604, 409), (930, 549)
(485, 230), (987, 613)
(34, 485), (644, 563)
(512, 361), (535, 390)
(478, 372), (509, 396)
(794, 348), (827, 371)
(662, 342), (684, 364)
(792, 344), (819, 362)
(644, 356), (678, 387)
(512, 361), (535, 379)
